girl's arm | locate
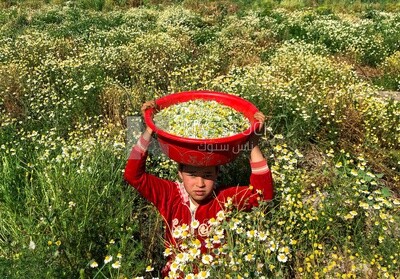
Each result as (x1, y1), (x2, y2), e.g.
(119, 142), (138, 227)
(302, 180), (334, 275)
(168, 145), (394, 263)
(124, 101), (176, 217)
(218, 112), (274, 209)
(249, 111), (266, 162)
(249, 111), (273, 200)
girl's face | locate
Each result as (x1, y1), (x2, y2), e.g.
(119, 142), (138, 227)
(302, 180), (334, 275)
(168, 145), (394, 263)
(178, 165), (218, 206)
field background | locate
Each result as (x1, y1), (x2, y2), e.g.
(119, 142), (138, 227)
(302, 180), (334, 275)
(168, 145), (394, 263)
(0, 0), (399, 278)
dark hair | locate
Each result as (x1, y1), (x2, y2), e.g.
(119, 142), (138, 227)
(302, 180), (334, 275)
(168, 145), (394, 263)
(178, 163), (219, 173)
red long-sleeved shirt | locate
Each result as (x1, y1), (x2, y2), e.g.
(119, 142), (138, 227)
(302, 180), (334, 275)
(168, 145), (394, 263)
(124, 134), (274, 253)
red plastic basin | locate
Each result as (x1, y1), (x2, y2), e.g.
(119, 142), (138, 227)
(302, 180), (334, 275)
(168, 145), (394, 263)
(144, 90), (260, 166)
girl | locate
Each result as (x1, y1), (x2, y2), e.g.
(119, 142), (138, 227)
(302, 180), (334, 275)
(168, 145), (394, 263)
(124, 101), (274, 277)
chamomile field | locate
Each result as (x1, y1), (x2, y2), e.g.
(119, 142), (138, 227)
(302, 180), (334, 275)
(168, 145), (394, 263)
(0, 0), (399, 278)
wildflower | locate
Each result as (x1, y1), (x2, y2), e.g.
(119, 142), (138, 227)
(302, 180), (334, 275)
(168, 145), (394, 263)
(112, 261), (121, 269)
(68, 201), (76, 208)
(280, 246), (290, 254)
(104, 255), (113, 264)
(335, 162), (343, 168)
(215, 228), (225, 237)
(295, 149), (304, 158)
(29, 240), (36, 250)
(344, 213), (354, 220)
(373, 204), (381, 210)
(212, 234), (221, 244)
(191, 238), (201, 248)
(117, 252), (122, 259)
(366, 172), (375, 178)
(236, 227), (244, 234)
(181, 230), (189, 239)
(216, 210), (225, 221)
(298, 267), (304, 272)
(208, 217), (219, 226)
(246, 230), (257, 238)
(379, 212), (387, 220)
(89, 260), (98, 268)
(181, 224), (189, 231)
(109, 239), (115, 244)
(164, 248), (172, 257)
(359, 201), (370, 210)
(269, 241), (278, 251)
(185, 274), (196, 279)
(197, 270), (210, 279)
(170, 262), (180, 272)
(205, 239), (213, 249)
(229, 218), (241, 230)
(277, 253), (288, 263)
(175, 252), (188, 264)
(349, 211), (358, 217)
(244, 254), (255, 261)
(190, 220), (200, 229)
(202, 254), (214, 266)
(172, 228), (182, 239)
(269, 264), (276, 270)
(146, 265), (154, 272)
(189, 247), (200, 259)
(55, 240), (61, 246)
(47, 240), (53, 246)
(350, 169), (358, 176)
(258, 231), (268, 241)
(225, 197), (233, 207)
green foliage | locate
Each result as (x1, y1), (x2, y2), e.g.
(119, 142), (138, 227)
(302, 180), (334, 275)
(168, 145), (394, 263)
(0, 146), (147, 278)
(0, 3), (399, 279)
(377, 50), (400, 90)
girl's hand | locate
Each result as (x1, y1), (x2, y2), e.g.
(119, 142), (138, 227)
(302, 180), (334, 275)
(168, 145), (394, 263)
(141, 100), (157, 116)
(141, 100), (157, 134)
(254, 111), (266, 132)
(249, 111), (269, 162)
(250, 111), (268, 148)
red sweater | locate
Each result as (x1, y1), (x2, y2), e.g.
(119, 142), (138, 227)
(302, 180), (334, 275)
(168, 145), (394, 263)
(124, 134), (274, 252)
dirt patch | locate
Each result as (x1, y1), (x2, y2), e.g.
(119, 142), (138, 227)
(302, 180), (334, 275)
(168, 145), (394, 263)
(354, 64), (382, 81)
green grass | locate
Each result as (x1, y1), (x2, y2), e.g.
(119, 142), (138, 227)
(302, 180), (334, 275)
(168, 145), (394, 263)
(0, 2), (399, 278)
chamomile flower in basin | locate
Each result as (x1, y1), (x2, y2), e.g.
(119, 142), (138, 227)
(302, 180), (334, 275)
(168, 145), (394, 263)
(144, 90), (261, 166)
(153, 99), (250, 139)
